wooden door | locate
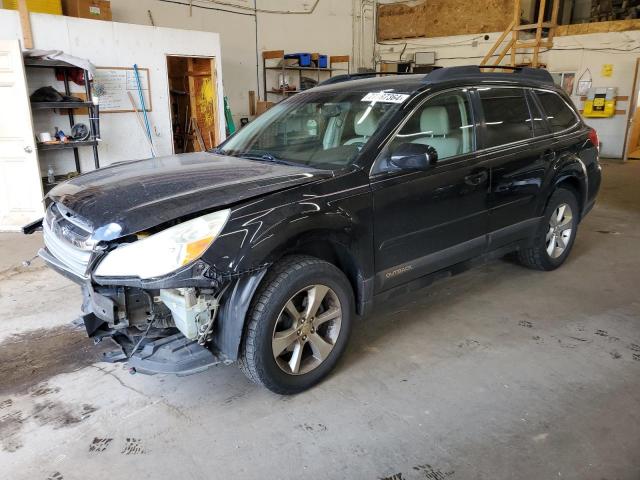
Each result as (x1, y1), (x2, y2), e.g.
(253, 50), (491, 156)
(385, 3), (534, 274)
(626, 107), (640, 159)
(0, 39), (44, 231)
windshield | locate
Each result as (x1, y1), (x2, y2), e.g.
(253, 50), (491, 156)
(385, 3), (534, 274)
(218, 89), (406, 169)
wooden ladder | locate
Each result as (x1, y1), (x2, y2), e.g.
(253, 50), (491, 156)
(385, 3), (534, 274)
(480, 0), (560, 69)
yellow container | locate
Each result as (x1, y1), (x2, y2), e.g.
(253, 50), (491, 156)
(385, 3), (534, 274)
(3, 0), (63, 15)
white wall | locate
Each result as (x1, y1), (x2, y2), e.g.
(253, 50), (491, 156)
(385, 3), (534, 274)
(547, 32), (639, 158)
(0, 9), (225, 172)
(108, 0), (354, 123)
(373, 28), (640, 158)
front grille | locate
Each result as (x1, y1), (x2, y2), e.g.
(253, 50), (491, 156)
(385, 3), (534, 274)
(42, 203), (95, 278)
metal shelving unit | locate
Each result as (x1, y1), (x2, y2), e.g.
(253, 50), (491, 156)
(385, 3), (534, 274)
(30, 100), (94, 110)
(261, 51), (350, 101)
(24, 58), (101, 173)
(37, 140), (99, 151)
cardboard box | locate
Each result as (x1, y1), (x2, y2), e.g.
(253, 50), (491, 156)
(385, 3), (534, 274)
(3, 0), (62, 15)
(256, 101), (274, 116)
(61, 0), (111, 21)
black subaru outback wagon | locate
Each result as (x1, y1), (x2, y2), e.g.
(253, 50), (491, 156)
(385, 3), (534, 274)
(30, 66), (601, 394)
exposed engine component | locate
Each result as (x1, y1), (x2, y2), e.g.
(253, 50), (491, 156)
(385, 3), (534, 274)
(159, 287), (220, 342)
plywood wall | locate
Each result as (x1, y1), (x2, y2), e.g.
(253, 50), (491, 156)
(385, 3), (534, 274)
(378, 0), (514, 40)
(556, 18), (640, 36)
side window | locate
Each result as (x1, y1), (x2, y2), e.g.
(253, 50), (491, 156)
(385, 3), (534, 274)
(389, 90), (474, 162)
(534, 91), (579, 133)
(479, 87), (533, 148)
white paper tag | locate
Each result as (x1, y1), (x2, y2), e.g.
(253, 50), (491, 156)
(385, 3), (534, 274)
(89, 6), (101, 15)
(361, 92), (410, 103)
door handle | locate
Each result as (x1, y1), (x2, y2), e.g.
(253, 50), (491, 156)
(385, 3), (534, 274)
(24, 146), (33, 153)
(542, 149), (556, 162)
(464, 170), (488, 186)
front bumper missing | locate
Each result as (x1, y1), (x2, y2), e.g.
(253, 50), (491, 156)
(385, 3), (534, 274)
(83, 312), (225, 376)
(127, 333), (227, 376)
(40, 238), (267, 373)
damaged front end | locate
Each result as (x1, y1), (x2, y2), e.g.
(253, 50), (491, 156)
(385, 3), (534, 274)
(39, 201), (260, 376)
(82, 283), (229, 375)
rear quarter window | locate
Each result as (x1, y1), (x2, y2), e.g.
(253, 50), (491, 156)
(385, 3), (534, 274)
(478, 87), (533, 148)
(534, 91), (579, 133)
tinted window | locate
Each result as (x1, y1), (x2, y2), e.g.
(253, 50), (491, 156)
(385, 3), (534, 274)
(479, 87), (533, 148)
(535, 91), (579, 132)
(388, 90), (474, 161)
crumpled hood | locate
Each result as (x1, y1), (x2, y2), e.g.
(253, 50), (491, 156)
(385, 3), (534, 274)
(47, 152), (331, 240)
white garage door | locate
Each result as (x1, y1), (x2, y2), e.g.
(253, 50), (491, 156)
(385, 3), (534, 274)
(0, 39), (43, 231)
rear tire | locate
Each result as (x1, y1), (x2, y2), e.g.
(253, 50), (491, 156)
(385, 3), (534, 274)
(518, 187), (579, 271)
(239, 255), (354, 394)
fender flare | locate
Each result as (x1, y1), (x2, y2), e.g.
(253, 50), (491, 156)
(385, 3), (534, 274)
(212, 269), (267, 361)
(546, 155), (588, 218)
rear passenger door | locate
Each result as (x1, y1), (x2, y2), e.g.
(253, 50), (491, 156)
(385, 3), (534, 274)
(476, 86), (551, 249)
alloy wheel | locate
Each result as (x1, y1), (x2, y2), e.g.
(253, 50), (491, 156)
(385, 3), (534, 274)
(271, 284), (342, 375)
(546, 203), (574, 259)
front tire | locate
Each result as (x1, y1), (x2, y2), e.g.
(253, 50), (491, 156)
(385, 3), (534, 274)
(518, 187), (580, 271)
(239, 255), (354, 394)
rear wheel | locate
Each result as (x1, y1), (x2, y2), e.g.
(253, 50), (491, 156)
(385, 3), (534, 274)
(239, 256), (354, 394)
(518, 187), (579, 271)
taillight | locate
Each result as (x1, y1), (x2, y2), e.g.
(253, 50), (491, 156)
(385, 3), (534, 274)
(588, 128), (599, 151)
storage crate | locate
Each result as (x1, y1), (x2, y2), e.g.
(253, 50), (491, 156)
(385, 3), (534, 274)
(284, 53), (312, 68)
(3, 0), (62, 15)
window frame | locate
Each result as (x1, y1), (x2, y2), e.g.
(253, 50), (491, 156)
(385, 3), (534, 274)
(525, 88), (551, 138)
(474, 85), (540, 151)
(370, 87), (478, 176)
(529, 88), (582, 135)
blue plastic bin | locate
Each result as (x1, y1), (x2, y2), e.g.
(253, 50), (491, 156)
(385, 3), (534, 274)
(285, 53), (312, 67)
(318, 55), (328, 68)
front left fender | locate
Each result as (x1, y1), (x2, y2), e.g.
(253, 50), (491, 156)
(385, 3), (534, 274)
(213, 268), (268, 361)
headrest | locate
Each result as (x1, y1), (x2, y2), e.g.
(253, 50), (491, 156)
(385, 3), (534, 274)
(354, 109), (379, 137)
(420, 106), (450, 136)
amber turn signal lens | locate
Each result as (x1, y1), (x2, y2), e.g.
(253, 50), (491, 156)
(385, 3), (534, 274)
(182, 235), (215, 265)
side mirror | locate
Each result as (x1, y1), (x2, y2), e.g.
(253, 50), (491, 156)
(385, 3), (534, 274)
(389, 143), (438, 171)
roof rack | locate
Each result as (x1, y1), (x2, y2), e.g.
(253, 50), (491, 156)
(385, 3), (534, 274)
(319, 71), (416, 86)
(318, 65), (555, 88)
(422, 65), (554, 85)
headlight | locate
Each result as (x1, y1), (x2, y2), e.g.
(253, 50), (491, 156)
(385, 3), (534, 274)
(94, 209), (230, 279)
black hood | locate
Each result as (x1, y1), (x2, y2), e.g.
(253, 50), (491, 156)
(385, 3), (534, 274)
(47, 152), (331, 240)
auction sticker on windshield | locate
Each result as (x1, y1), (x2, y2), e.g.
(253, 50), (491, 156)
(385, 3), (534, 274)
(361, 92), (410, 103)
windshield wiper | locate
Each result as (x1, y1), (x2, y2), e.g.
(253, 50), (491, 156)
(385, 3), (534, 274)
(237, 151), (297, 166)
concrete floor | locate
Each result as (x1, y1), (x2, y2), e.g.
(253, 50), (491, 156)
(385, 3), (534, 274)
(1, 160), (639, 480)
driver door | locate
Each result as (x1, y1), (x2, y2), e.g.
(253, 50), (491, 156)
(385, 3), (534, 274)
(370, 88), (490, 292)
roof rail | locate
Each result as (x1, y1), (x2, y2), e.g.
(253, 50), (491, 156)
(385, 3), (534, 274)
(319, 71), (415, 86)
(422, 65), (554, 85)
